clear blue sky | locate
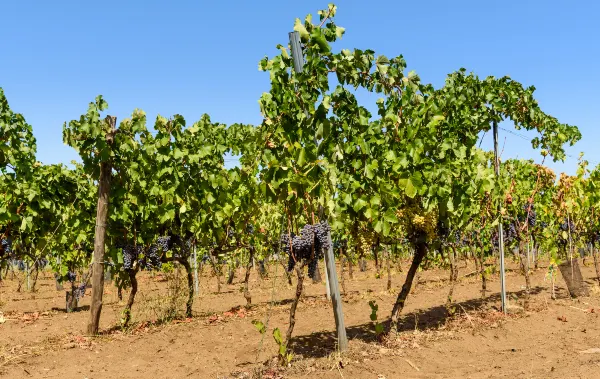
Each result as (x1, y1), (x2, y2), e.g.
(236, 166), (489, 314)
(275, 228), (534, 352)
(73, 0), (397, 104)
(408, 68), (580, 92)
(2, 0), (598, 174)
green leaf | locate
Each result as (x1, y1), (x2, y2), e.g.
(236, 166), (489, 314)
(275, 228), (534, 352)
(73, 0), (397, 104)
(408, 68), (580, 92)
(252, 320), (266, 335)
(405, 172), (424, 198)
(273, 328), (283, 345)
(293, 19), (309, 42)
(310, 28), (330, 52)
(353, 198), (367, 212)
(297, 148), (306, 167)
(382, 220), (391, 236)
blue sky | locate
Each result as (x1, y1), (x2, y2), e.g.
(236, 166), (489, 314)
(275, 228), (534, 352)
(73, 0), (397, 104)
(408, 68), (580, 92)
(1, 0), (598, 174)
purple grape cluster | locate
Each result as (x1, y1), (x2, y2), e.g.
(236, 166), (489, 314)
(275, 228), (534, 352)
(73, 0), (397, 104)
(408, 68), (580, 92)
(140, 244), (162, 270)
(66, 271), (77, 282)
(1, 238), (11, 257)
(121, 245), (143, 270)
(75, 283), (86, 300)
(281, 221), (331, 279)
(522, 203), (536, 227)
(560, 220), (576, 233)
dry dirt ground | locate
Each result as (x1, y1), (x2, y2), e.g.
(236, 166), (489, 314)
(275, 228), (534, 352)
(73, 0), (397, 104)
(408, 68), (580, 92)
(1, 258), (600, 379)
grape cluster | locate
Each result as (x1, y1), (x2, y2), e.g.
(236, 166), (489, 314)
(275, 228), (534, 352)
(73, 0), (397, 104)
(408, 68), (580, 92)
(0, 238), (12, 257)
(66, 271), (77, 282)
(503, 223), (518, 244)
(245, 224), (255, 235)
(452, 231), (468, 247)
(357, 230), (376, 256)
(121, 245), (143, 270)
(539, 221), (548, 230)
(281, 221), (331, 280)
(156, 236), (176, 251)
(36, 258), (49, 269)
(140, 245), (162, 270)
(560, 220), (576, 233)
(521, 203), (537, 227)
(75, 283), (86, 300)
(17, 260), (26, 271)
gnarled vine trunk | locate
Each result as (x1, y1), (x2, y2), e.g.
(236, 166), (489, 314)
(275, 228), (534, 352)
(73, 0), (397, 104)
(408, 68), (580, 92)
(340, 256), (347, 295)
(386, 246), (392, 291)
(284, 263), (305, 353)
(227, 264), (235, 285)
(373, 237), (380, 273)
(210, 255), (222, 293)
(178, 258), (194, 318)
(345, 249), (354, 279)
(243, 247), (254, 305)
(122, 268), (138, 326)
(446, 245), (459, 305)
(66, 280), (78, 313)
(475, 242), (487, 299)
(390, 239), (427, 333)
(592, 245), (600, 285)
(312, 263), (322, 283)
(519, 239), (531, 305)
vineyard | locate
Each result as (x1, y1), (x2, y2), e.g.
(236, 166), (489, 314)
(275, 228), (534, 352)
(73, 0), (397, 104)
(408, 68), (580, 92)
(1, 4), (600, 378)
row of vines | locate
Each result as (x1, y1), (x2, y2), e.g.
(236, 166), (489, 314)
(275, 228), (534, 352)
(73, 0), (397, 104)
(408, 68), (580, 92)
(1, 4), (599, 363)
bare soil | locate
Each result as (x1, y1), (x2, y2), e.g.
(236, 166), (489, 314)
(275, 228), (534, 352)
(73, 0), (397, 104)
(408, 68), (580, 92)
(1, 258), (600, 379)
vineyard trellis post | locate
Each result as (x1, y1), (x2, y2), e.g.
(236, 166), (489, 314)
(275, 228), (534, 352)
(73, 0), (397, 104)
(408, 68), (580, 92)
(289, 31), (348, 351)
(493, 120), (507, 314)
(193, 243), (199, 296)
(324, 256), (331, 300)
(87, 115), (117, 335)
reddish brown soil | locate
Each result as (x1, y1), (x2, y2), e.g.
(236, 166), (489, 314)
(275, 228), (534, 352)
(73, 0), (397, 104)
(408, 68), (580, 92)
(1, 259), (600, 378)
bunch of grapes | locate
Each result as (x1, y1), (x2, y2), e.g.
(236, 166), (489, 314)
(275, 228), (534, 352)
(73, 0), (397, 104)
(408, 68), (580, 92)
(0, 238), (12, 257)
(246, 224), (255, 235)
(560, 220), (576, 233)
(36, 258), (49, 269)
(539, 221), (548, 230)
(281, 221), (331, 279)
(66, 271), (77, 282)
(521, 203), (537, 227)
(503, 223), (518, 244)
(156, 236), (175, 251)
(121, 245), (143, 270)
(17, 260), (26, 271)
(75, 283), (86, 300)
(140, 245), (162, 270)
(357, 230), (376, 257)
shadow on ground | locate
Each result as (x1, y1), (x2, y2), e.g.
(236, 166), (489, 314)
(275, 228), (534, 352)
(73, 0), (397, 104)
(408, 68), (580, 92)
(289, 286), (547, 359)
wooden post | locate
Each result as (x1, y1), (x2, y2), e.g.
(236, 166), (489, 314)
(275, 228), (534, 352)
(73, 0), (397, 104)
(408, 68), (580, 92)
(87, 115), (116, 335)
(289, 31), (348, 351)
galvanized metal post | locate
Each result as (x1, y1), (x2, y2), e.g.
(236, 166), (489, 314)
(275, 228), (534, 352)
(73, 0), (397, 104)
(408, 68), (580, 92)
(193, 245), (199, 296)
(324, 256), (331, 300)
(289, 31), (348, 351)
(494, 120), (507, 314)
